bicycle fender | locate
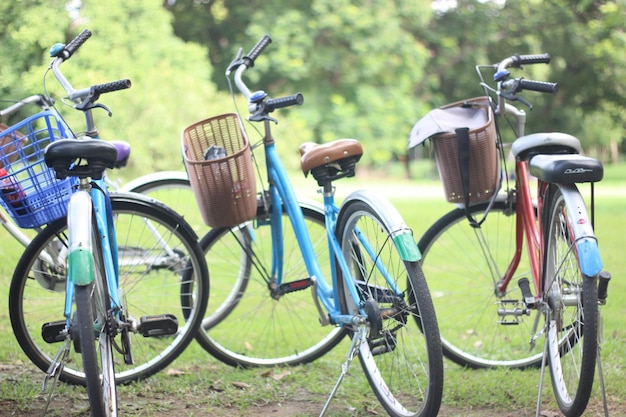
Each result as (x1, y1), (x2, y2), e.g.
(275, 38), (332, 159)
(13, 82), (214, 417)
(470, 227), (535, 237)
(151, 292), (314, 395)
(67, 191), (94, 286)
(558, 184), (603, 277)
(341, 190), (421, 262)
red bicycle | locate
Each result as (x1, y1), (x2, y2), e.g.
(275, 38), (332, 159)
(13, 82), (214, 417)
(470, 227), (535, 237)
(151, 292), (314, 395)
(411, 53), (610, 417)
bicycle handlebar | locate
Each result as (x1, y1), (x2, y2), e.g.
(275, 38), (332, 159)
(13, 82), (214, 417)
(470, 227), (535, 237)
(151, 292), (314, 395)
(0, 95), (53, 118)
(231, 35), (303, 118)
(243, 35), (272, 68)
(62, 29), (92, 60)
(518, 79), (558, 94)
(49, 29), (131, 107)
(489, 52), (557, 112)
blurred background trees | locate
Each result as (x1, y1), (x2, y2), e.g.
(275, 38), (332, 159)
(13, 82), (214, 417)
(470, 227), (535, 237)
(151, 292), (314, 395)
(1, 0), (624, 179)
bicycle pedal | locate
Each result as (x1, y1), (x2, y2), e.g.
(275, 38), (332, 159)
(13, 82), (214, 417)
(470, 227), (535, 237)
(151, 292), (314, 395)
(41, 320), (67, 343)
(497, 299), (529, 325)
(368, 330), (398, 356)
(273, 278), (312, 298)
(138, 314), (178, 337)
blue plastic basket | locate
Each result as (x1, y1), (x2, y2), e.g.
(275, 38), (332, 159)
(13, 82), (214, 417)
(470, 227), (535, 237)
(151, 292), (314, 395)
(0, 110), (76, 228)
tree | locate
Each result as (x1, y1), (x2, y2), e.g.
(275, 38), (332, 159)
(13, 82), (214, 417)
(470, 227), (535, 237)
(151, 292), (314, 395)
(11, 0), (229, 178)
(423, 0), (625, 161)
(0, 1), (68, 122)
(167, 0), (434, 166)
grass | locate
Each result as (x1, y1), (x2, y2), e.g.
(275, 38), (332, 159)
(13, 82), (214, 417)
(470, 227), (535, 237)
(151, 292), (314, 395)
(1, 160), (625, 416)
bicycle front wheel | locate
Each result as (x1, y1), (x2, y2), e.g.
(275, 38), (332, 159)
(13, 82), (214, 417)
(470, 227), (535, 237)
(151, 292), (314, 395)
(9, 193), (209, 385)
(74, 283), (112, 417)
(336, 197), (443, 417)
(194, 204), (347, 367)
(543, 184), (598, 417)
(417, 201), (545, 369)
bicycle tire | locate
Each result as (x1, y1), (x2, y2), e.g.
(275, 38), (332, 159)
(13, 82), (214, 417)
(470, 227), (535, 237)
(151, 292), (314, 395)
(543, 184), (598, 417)
(125, 173), (250, 330)
(335, 197), (443, 417)
(417, 201), (546, 369)
(74, 284), (108, 417)
(90, 212), (118, 417)
(194, 204), (347, 367)
(9, 193), (209, 385)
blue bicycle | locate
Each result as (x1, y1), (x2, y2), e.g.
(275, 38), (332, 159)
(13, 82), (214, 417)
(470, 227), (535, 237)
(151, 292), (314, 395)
(183, 36), (443, 417)
(6, 30), (209, 416)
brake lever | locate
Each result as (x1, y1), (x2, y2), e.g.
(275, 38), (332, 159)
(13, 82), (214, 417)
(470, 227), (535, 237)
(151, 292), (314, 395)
(501, 88), (533, 110)
(75, 100), (113, 116)
(249, 112), (277, 124)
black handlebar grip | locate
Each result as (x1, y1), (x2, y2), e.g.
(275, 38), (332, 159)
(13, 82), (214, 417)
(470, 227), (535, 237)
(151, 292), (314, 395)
(517, 53), (551, 65)
(519, 79), (558, 94)
(244, 35), (272, 67)
(64, 29), (92, 59)
(266, 93), (304, 111)
(92, 79), (132, 95)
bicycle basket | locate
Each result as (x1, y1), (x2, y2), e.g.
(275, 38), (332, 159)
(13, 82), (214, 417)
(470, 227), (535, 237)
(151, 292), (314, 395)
(428, 97), (499, 204)
(181, 113), (257, 228)
(0, 110), (76, 228)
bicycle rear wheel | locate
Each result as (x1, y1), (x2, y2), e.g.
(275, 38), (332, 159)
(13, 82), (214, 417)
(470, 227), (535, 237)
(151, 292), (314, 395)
(417, 201), (545, 369)
(9, 193), (209, 385)
(126, 173), (251, 331)
(194, 204), (347, 367)
(335, 197), (443, 417)
(543, 184), (598, 417)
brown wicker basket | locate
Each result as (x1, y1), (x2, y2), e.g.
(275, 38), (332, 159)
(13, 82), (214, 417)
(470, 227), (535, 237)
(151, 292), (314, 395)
(182, 113), (257, 228)
(0, 123), (26, 169)
(431, 97), (500, 204)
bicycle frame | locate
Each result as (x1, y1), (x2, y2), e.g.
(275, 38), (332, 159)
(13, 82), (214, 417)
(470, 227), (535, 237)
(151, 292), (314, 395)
(64, 177), (121, 324)
(491, 103), (603, 303)
(259, 118), (417, 328)
(494, 159), (544, 298)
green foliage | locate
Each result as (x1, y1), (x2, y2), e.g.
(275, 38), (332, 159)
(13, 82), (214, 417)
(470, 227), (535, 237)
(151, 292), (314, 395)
(167, 0), (434, 166)
(2, 0), (624, 175)
(426, 0), (625, 160)
(7, 0), (234, 179)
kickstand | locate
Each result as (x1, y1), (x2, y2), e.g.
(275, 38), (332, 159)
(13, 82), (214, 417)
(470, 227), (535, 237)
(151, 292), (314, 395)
(319, 325), (367, 417)
(41, 337), (71, 416)
(597, 349), (609, 417)
(535, 332), (549, 417)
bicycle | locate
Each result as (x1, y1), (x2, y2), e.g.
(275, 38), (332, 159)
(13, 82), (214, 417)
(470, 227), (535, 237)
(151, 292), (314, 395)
(0, 96), (232, 372)
(181, 35), (443, 417)
(5, 30), (209, 416)
(409, 53), (610, 417)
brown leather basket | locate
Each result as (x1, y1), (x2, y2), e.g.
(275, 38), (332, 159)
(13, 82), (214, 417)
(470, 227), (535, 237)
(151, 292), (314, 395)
(431, 97), (500, 204)
(182, 113), (257, 228)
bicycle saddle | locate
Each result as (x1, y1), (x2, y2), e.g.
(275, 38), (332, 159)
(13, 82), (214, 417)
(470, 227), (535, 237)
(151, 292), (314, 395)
(299, 139), (363, 186)
(44, 138), (118, 180)
(511, 132), (581, 161)
(111, 140), (131, 168)
(529, 154), (603, 184)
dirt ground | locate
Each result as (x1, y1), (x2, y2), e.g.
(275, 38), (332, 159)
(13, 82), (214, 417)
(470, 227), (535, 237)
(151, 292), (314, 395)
(0, 396), (619, 417)
(0, 364), (621, 417)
